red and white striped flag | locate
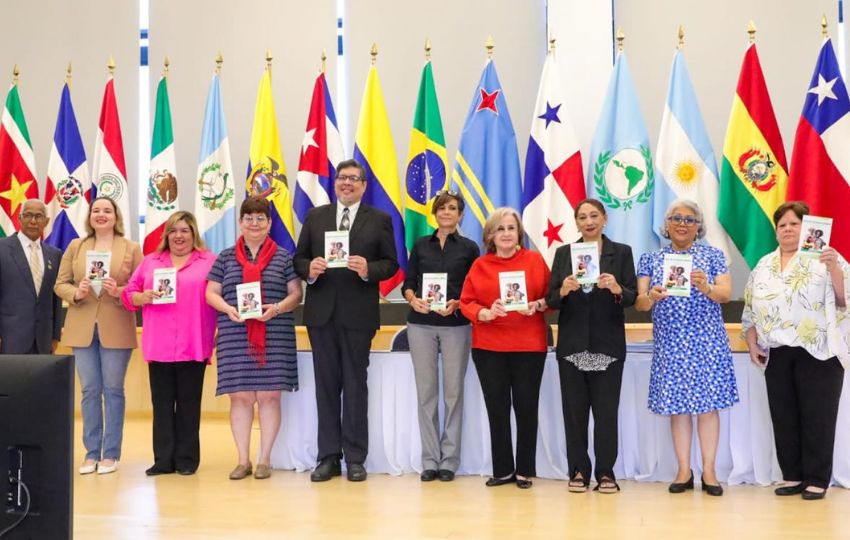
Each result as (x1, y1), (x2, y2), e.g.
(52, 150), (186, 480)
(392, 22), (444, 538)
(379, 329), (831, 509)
(91, 76), (132, 234)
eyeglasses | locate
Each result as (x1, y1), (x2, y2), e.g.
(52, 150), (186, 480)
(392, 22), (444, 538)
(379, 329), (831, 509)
(667, 214), (701, 226)
(434, 189), (459, 197)
(335, 174), (364, 183)
(20, 213), (46, 222)
(242, 216), (269, 225)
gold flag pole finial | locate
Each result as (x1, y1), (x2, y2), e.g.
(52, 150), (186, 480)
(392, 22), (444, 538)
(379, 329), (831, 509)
(425, 38), (432, 61)
(107, 55), (116, 76)
(616, 27), (625, 53)
(12, 65), (19, 85)
(485, 35), (495, 59)
(549, 35), (556, 55)
(747, 21), (757, 44)
(321, 50), (327, 73)
(677, 25), (685, 50)
(822, 14), (829, 38)
(215, 52), (223, 75)
(370, 43), (378, 65)
(163, 56), (170, 77)
(265, 49), (273, 79)
(66, 62), (72, 85)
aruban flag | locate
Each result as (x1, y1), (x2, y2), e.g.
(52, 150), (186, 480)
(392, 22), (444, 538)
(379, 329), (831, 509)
(144, 76), (178, 254)
(45, 83), (90, 250)
(91, 76), (132, 234)
(195, 73), (235, 254)
(718, 43), (788, 268)
(521, 52), (585, 267)
(0, 83), (39, 236)
(788, 37), (850, 259)
(294, 71), (345, 225)
(404, 60), (448, 252)
(353, 64), (407, 296)
(246, 69), (295, 253)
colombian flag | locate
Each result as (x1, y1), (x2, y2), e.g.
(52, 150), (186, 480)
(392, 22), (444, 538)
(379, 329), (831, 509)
(354, 65), (406, 296)
(718, 43), (787, 268)
(246, 70), (296, 253)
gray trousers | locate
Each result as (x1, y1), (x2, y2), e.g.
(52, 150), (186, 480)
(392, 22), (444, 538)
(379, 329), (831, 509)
(407, 323), (471, 472)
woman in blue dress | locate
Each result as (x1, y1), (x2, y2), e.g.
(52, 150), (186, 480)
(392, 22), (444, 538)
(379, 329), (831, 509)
(635, 199), (738, 497)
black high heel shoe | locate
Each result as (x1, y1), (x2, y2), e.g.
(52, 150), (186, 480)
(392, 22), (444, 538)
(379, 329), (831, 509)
(701, 475), (723, 496)
(668, 470), (694, 493)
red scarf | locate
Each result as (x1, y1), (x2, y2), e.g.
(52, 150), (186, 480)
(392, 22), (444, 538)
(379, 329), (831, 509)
(235, 236), (278, 366)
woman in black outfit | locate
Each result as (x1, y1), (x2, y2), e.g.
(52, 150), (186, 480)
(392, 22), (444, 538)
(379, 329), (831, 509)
(546, 198), (636, 494)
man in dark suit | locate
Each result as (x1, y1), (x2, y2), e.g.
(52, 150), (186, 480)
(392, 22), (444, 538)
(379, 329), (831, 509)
(0, 199), (63, 354)
(295, 159), (398, 482)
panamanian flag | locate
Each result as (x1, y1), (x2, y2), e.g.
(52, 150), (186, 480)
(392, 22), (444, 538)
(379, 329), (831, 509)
(44, 83), (90, 250)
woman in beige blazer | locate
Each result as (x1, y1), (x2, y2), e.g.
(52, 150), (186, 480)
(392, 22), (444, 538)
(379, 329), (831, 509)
(55, 196), (142, 475)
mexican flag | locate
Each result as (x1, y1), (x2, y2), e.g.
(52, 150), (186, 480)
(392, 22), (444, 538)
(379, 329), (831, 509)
(144, 76), (178, 254)
(0, 84), (39, 236)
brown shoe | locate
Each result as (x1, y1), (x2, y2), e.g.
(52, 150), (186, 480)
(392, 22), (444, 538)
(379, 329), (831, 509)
(254, 463), (271, 480)
(229, 463), (252, 480)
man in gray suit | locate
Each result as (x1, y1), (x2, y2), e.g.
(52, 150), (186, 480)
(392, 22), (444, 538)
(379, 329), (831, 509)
(0, 199), (63, 353)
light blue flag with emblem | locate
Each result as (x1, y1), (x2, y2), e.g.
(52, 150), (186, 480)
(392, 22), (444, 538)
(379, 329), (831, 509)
(451, 60), (522, 245)
(586, 52), (658, 262)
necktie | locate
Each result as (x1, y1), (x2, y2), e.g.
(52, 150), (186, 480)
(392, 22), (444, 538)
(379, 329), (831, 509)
(340, 207), (350, 231)
(29, 242), (43, 295)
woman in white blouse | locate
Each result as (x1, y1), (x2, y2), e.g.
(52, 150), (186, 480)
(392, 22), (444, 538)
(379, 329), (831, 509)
(742, 201), (849, 501)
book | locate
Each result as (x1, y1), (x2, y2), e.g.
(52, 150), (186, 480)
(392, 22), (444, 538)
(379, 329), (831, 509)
(153, 267), (177, 304)
(662, 253), (693, 297)
(236, 281), (263, 320)
(325, 231), (350, 268)
(798, 215), (833, 259)
(571, 241), (600, 285)
(499, 270), (528, 312)
(85, 250), (111, 296)
(422, 273), (448, 311)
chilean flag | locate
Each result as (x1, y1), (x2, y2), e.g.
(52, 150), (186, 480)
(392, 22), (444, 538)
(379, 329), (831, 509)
(788, 38), (850, 259)
(521, 53), (585, 268)
(294, 72), (345, 225)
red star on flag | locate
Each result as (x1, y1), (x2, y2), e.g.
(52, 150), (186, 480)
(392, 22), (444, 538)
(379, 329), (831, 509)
(476, 88), (500, 113)
(542, 219), (564, 248)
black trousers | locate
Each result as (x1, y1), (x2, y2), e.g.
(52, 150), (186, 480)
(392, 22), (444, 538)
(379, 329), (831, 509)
(558, 359), (624, 483)
(765, 346), (844, 489)
(472, 349), (546, 478)
(148, 361), (206, 472)
(308, 320), (376, 465)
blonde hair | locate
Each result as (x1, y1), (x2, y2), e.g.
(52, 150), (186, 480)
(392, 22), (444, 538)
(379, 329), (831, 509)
(85, 196), (125, 237)
(156, 210), (206, 252)
(482, 207), (526, 253)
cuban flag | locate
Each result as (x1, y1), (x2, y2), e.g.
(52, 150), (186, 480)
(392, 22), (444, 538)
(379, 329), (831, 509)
(44, 83), (89, 250)
(788, 37), (850, 259)
(294, 72), (346, 224)
(521, 52), (585, 267)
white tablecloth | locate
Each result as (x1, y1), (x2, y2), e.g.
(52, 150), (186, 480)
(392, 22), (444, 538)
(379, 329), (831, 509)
(271, 349), (850, 486)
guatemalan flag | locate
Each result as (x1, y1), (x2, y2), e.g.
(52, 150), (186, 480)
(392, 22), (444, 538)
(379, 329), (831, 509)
(44, 83), (89, 250)
(521, 51), (585, 268)
(788, 37), (850, 259)
(294, 71), (345, 225)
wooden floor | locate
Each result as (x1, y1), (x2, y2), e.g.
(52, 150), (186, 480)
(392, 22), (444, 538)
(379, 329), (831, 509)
(73, 417), (846, 539)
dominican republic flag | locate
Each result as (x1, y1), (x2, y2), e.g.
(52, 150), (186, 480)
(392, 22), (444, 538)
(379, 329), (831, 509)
(294, 71), (345, 225)
(44, 83), (90, 250)
(788, 37), (850, 259)
(521, 52), (585, 268)
(144, 75), (178, 255)
(91, 76), (132, 234)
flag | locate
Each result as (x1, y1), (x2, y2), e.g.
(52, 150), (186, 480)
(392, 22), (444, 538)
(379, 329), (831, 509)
(91, 76), (132, 234)
(788, 37), (850, 259)
(404, 60), (448, 252)
(353, 64), (406, 296)
(44, 83), (89, 250)
(144, 76), (178, 255)
(521, 52), (585, 267)
(0, 83), (39, 236)
(653, 50), (730, 256)
(246, 70), (295, 252)
(195, 73), (235, 254)
(294, 72), (345, 225)
(451, 60), (522, 246)
(718, 43), (788, 268)
(586, 53), (658, 261)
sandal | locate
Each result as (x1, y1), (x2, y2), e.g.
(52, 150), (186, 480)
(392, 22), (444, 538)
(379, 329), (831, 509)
(594, 477), (620, 494)
(568, 473), (589, 493)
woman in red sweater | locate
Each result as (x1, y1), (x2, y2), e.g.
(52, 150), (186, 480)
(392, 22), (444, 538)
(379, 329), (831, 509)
(460, 207), (550, 489)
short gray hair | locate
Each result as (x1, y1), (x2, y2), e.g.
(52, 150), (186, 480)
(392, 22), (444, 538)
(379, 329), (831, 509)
(660, 198), (706, 240)
(20, 198), (47, 215)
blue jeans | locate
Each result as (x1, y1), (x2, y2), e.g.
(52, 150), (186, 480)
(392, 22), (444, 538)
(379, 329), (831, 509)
(74, 328), (132, 461)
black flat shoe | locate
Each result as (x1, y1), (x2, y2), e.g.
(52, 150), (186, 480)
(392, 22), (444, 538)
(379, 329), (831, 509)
(346, 463), (367, 482)
(668, 471), (694, 493)
(145, 465), (175, 476)
(420, 469), (438, 482)
(437, 469), (455, 482)
(774, 483), (805, 496)
(485, 475), (516, 487)
(802, 489), (826, 500)
(176, 469), (196, 476)
(701, 475), (723, 496)
(310, 457), (342, 482)
(516, 478), (533, 489)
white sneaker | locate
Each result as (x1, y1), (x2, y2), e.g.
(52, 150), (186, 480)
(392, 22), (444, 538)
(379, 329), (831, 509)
(79, 460), (98, 475)
(97, 459), (119, 474)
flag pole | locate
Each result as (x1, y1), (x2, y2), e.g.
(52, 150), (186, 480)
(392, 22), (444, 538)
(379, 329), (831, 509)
(549, 35), (556, 58)
(163, 56), (170, 78)
(616, 27), (625, 53)
(822, 14), (829, 38)
(66, 62), (72, 87)
(678, 25), (685, 50)
(266, 49), (273, 80)
(108, 55), (116, 77)
(370, 43), (378, 66)
(321, 50), (327, 73)
(215, 52), (223, 75)
(425, 38), (432, 62)
(748, 21), (757, 44)
(485, 35), (494, 59)
(12, 65), (19, 86)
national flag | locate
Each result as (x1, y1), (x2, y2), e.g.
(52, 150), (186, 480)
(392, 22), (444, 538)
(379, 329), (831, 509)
(195, 73), (235, 254)
(653, 50), (730, 256)
(404, 60), (448, 252)
(353, 64), (406, 296)
(91, 76), (132, 234)
(718, 43), (788, 268)
(586, 52), (658, 261)
(521, 52), (585, 267)
(451, 60), (522, 246)
(788, 37), (850, 259)
(246, 70), (295, 252)
(0, 83), (39, 236)
(144, 75), (178, 255)
(44, 83), (90, 250)
(294, 72), (345, 225)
